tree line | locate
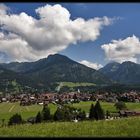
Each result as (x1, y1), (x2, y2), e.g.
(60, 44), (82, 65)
(7, 100), (107, 126)
(6, 101), (127, 126)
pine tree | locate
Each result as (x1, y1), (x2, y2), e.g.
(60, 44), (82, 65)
(53, 107), (65, 121)
(94, 100), (105, 120)
(42, 105), (51, 121)
(35, 111), (42, 123)
(89, 103), (95, 120)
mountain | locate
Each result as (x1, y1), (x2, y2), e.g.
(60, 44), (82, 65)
(99, 61), (140, 84)
(99, 62), (120, 81)
(0, 54), (111, 89)
(0, 66), (34, 92)
(25, 54), (112, 85)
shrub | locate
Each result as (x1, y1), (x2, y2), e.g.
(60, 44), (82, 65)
(54, 105), (83, 121)
(114, 101), (127, 110)
(8, 113), (23, 126)
(77, 110), (86, 120)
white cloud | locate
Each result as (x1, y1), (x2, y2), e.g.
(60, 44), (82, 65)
(79, 60), (103, 70)
(101, 35), (140, 63)
(0, 3), (9, 15)
(0, 4), (114, 62)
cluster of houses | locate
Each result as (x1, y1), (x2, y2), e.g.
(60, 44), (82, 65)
(0, 91), (140, 121)
(117, 91), (140, 102)
(0, 90), (140, 105)
(91, 91), (140, 103)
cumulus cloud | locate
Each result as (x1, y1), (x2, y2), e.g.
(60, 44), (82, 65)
(79, 60), (103, 70)
(101, 35), (140, 63)
(0, 4), (114, 62)
(0, 3), (9, 15)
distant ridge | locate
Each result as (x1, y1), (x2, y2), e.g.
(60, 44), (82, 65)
(99, 61), (140, 84)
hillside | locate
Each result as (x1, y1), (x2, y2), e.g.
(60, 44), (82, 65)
(25, 54), (111, 86)
(99, 61), (140, 84)
(0, 54), (111, 90)
(0, 67), (34, 92)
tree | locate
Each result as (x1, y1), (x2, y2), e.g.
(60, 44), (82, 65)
(106, 110), (110, 119)
(42, 105), (51, 121)
(35, 111), (42, 123)
(89, 103), (95, 120)
(78, 110), (86, 120)
(53, 106), (65, 121)
(8, 113), (23, 125)
(114, 101), (127, 110)
(94, 101), (105, 120)
(54, 105), (78, 121)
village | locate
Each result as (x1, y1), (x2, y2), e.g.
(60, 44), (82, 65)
(0, 90), (140, 124)
(0, 90), (140, 105)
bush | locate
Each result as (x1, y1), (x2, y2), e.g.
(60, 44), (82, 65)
(114, 101), (127, 110)
(77, 110), (86, 120)
(54, 105), (84, 121)
(8, 113), (23, 126)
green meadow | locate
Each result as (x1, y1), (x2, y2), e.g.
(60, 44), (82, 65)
(0, 101), (140, 124)
(58, 82), (96, 87)
(0, 117), (139, 137)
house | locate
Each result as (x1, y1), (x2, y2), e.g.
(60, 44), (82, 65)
(2, 98), (7, 102)
(119, 110), (140, 117)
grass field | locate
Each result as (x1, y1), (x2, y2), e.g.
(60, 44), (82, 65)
(0, 101), (140, 124)
(71, 101), (140, 113)
(58, 82), (96, 87)
(0, 102), (57, 123)
(0, 117), (139, 137)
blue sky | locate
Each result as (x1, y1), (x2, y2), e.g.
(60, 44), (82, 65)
(0, 3), (140, 69)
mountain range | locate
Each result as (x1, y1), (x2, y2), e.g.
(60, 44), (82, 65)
(99, 61), (140, 84)
(0, 54), (111, 90)
(1, 54), (140, 92)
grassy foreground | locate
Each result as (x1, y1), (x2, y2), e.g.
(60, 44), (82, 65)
(0, 117), (140, 137)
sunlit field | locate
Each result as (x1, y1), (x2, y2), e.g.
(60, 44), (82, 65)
(0, 101), (140, 124)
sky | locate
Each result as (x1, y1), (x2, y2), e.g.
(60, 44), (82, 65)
(0, 3), (140, 70)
